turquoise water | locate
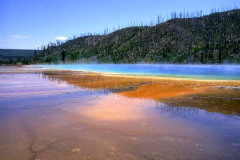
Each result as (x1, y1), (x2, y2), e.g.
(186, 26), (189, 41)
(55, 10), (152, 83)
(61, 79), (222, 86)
(34, 64), (240, 80)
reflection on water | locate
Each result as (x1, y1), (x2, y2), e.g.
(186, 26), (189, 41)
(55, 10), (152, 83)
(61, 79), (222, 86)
(0, 67), (240, 160)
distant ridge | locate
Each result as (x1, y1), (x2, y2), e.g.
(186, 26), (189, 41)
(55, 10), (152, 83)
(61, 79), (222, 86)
(0, 49), (38, 64)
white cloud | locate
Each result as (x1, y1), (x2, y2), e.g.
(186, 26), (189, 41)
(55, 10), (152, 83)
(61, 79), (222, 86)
(11, 35), (30, 39)
(55, 36), (67, 41)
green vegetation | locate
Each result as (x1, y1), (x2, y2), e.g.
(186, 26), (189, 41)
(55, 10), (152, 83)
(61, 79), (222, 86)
(3, 9), (240, 64)
(0, 49), (39, 64)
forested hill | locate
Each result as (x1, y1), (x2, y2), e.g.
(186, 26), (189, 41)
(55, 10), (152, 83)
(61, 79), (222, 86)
(0, 49), (37, 64)
(37, 9), (240, 64)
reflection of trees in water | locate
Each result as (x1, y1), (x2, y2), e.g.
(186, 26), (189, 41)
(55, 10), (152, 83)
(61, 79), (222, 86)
(154, 101), (202, 115)
(156, 103), (240, 120)
(155, 101), (222, 118)
(35, 71), (114, 94)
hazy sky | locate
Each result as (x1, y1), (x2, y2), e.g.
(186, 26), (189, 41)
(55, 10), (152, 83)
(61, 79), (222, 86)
(1, 0), (239, 49)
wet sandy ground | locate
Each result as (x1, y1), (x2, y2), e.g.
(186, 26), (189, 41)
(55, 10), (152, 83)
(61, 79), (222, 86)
(0, 66), (240, 160)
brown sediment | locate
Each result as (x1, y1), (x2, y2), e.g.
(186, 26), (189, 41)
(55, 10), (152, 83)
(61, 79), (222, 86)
(119, 81), (204, 99)
(29, 140), (59, 160)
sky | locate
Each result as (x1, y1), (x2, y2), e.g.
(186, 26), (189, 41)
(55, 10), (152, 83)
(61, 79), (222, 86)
(0, 0), (239, 49)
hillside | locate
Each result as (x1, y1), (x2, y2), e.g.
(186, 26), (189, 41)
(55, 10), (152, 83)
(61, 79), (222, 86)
(36, 9), (240, 63)
(0, 49), (37, 64)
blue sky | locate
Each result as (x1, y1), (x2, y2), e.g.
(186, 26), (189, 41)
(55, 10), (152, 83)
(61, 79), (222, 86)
(1, 0), (239, 49)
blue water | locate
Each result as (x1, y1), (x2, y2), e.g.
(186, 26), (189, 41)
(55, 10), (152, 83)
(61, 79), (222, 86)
(34, 64), (240, 80)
